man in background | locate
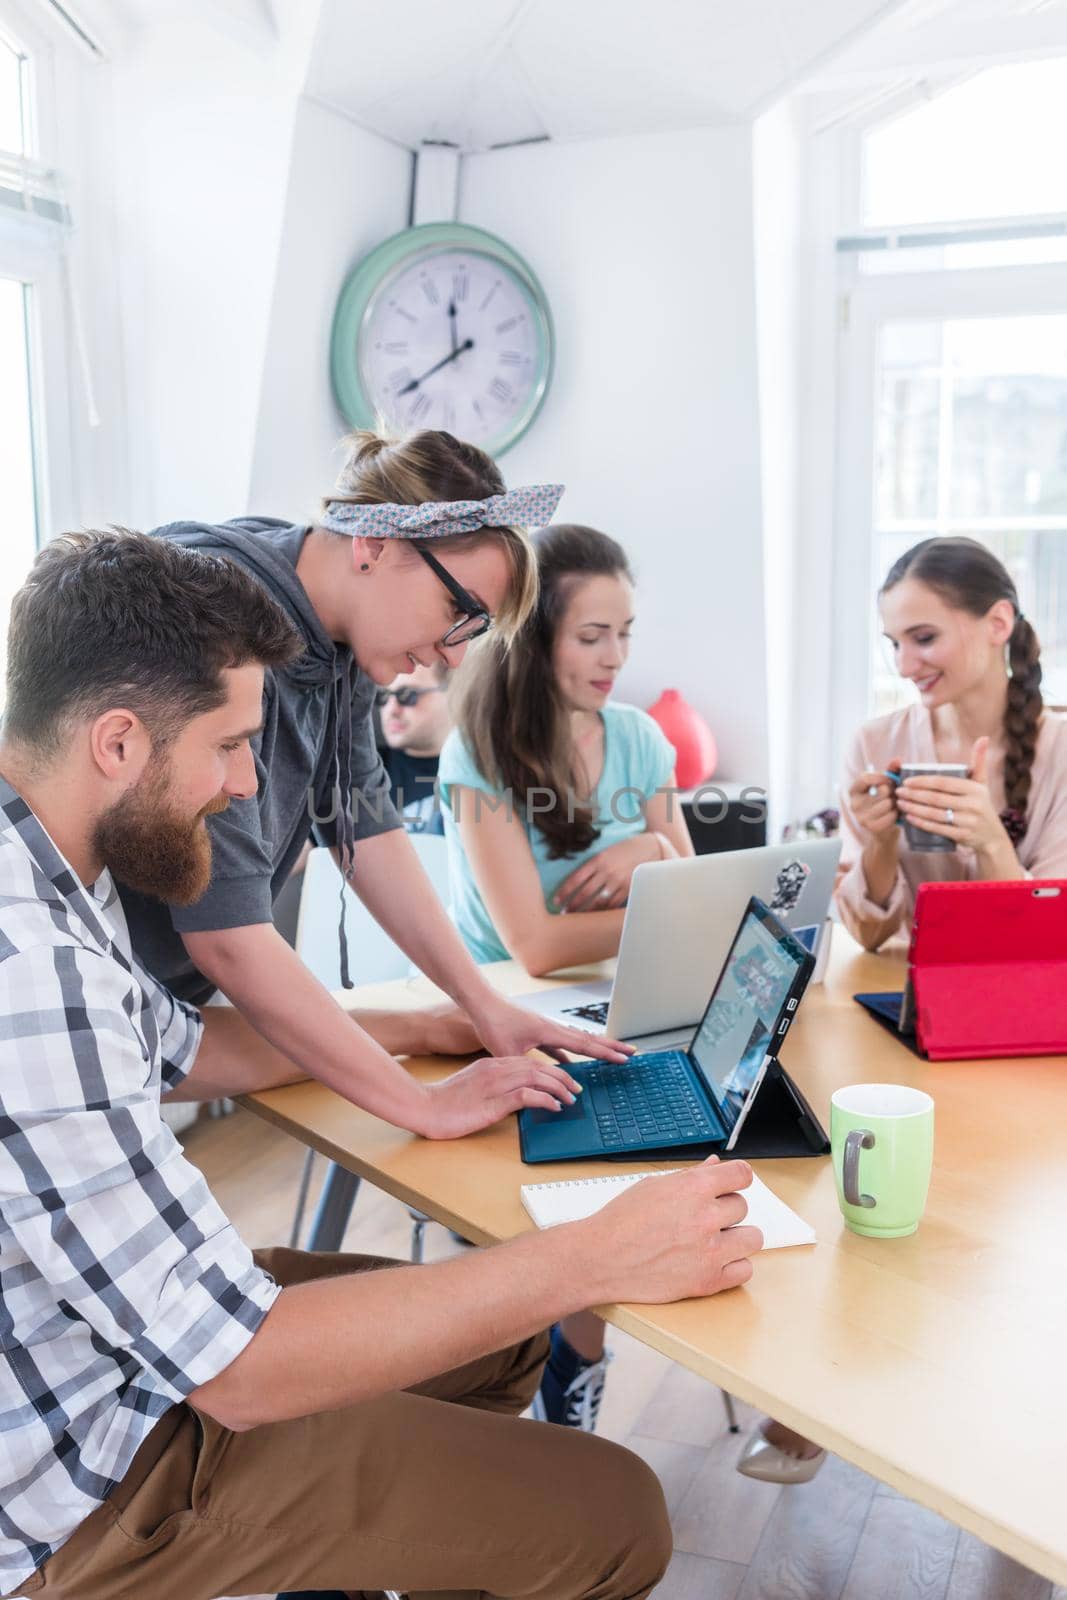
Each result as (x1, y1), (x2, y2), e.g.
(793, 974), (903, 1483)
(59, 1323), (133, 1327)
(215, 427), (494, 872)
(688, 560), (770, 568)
(378, 661), (451, 834)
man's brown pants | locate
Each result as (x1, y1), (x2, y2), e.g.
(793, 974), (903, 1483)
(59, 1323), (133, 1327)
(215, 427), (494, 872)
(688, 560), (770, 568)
(18, 1248), (672, 1600)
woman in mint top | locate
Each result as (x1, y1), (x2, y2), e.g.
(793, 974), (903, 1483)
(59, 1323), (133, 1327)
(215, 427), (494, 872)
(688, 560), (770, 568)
(439, 523), (694, 1435)
(439, 523), (693, 971)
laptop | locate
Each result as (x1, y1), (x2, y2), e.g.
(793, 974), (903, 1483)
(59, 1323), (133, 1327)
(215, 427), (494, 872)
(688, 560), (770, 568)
(854, 879), (1067, 1060)
(519, 897), (817, 1164)
(518, 837), (841, 1048)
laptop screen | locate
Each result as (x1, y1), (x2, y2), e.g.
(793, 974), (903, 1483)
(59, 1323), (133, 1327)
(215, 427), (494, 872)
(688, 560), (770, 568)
(687, 900), (809, 1134)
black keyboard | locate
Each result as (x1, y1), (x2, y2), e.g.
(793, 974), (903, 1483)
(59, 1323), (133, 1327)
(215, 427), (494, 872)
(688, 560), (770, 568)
(581, 1053), (717, 1148)
(561, 1000), (610, 1026)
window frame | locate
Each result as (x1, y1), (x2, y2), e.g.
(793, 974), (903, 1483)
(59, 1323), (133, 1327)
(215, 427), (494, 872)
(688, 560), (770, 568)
(833, 256), (1067, 769)
(0, 0), (58, 163)
(0, 0), (82, 549)
(0, 230), (73, 541)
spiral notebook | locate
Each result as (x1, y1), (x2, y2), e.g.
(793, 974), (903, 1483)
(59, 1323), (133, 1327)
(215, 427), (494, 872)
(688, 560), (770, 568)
(520, 1169), (815, 1249)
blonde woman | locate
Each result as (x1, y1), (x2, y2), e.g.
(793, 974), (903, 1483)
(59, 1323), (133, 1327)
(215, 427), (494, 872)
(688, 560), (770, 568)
(120, 431), (634, 1155)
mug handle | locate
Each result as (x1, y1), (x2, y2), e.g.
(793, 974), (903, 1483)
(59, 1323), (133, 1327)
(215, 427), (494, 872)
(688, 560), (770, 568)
(842, 1129), (876, 1208)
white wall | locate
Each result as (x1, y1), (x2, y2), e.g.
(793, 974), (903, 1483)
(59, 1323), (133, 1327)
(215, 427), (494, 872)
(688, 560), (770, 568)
(459, 126), (769, 787)
(108, 11), (317, 529)
(249, 100), (412, 521)
(754, 100), (804, 839)
(753, 102), (848, 835)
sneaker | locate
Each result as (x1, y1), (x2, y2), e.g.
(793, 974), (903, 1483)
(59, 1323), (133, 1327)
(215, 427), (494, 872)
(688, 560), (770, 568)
(531, 1325), (613, 1431)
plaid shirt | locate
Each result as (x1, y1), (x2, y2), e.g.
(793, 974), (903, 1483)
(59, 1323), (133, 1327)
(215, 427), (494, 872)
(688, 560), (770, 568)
(0, 779), (279, 1597)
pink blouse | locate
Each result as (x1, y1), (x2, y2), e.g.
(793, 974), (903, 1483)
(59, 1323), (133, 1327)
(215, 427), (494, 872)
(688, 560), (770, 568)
(835, 704), (1067, 950)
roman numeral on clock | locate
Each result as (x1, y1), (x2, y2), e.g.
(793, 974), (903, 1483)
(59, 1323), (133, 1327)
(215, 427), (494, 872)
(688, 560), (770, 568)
(488, 377), (513, 404)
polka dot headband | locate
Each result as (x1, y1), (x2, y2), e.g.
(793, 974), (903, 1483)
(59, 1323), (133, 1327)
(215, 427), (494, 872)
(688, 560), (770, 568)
(320, 482), (565, 539)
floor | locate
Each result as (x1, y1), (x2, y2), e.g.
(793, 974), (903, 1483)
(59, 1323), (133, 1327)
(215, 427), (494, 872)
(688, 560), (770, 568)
(184, 1105), (1064, 1600)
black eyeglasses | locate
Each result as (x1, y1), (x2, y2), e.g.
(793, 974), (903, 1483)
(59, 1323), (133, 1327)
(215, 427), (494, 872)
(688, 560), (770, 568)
(375, 686), (444, 709)
(413, 543), (493, 648)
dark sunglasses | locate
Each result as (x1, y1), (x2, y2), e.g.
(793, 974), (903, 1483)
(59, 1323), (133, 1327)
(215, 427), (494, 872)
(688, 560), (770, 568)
(375, 686), (444, 709)
(413, 543), (493, 648)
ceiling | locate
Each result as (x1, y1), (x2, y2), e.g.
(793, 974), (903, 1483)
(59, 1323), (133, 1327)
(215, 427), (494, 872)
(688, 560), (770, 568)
(103, 0), (1067, 150)
(809, 0), (1067, 86)
(303, 0), (915, 150)
(303, 0), (1067, 152)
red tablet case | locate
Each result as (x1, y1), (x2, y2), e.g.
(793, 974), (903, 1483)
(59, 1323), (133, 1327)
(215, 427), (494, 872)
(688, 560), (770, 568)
(909, 880), (1067, 1060)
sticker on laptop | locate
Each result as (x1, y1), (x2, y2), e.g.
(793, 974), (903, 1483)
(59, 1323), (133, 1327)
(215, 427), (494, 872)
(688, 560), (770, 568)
(769, 859), (811, 916)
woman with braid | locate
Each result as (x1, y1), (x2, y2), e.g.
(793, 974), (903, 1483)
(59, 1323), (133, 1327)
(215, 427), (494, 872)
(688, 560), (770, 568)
(740, 535), (1067, 1488)
(833, 536), (1067, 955)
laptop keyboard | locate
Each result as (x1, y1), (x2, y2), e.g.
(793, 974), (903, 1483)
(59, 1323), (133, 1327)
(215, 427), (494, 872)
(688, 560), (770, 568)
(561, 1000), (610, 1027)
(582, 1052), (717, 1148)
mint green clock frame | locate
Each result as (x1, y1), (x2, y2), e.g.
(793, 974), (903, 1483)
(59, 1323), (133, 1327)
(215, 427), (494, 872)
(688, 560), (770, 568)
(329, 221), (554, 458)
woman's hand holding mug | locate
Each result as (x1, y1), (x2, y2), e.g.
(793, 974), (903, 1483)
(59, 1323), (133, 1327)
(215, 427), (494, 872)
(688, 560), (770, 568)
(895, 738), (1008, 857)
(851, 763), (902, 845)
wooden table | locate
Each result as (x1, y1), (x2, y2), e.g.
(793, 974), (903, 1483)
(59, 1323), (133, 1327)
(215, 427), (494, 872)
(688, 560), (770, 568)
(243, 929), (1067, 1586)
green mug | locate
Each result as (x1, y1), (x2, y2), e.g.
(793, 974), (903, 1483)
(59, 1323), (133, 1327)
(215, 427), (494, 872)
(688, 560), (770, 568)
(830, 1083), (934, 1238)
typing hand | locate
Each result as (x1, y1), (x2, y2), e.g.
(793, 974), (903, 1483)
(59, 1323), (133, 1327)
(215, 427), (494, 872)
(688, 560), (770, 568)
(417, 1055), (583, 1139)
(467, 993), (634, 1064)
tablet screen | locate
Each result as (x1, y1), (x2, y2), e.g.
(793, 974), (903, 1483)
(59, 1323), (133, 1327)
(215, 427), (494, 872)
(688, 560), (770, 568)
(688, 903), (807, 1132)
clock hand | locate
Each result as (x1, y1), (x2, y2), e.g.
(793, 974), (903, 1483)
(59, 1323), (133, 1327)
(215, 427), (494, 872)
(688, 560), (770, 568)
(397, 338), (474, 395)
(448, 299), (458, 355)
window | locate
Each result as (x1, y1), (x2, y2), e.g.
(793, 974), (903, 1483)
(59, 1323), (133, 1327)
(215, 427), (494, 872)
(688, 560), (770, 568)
(0, 275), (37, 649)
(863, 60), (1067, 229)
(0, 13), (47, 658)
(842, 61), (1067, 276)
(0, 27), (26, 155)
(872, 314), (1067, 712)
(833, 58), (1067, 748)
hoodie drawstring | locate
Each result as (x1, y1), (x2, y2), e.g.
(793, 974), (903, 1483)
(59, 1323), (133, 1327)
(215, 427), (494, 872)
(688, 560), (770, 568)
(335, 661), (357, 989)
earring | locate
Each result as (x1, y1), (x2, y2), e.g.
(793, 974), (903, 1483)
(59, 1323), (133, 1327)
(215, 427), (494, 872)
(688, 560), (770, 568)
(360, 562), (370, 572)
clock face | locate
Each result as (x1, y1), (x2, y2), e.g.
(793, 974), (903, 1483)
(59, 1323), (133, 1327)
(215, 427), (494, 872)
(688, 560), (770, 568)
(354, 247), (550, 452)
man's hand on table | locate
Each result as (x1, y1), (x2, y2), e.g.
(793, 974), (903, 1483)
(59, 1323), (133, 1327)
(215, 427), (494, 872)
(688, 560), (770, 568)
(412, 1055), (585, 1139)
(403, 1002), (484, 1057)
(462, 992), (634, 1064)
(574, 1158), (763, 1304)
(398, 994), (634, 1066)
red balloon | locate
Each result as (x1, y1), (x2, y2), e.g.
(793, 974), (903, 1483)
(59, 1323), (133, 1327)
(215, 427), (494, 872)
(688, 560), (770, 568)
(647, 689), (718, 790)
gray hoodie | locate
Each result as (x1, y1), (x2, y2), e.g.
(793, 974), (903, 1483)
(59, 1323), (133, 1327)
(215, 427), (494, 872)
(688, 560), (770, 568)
(119, 518), (400, 1006)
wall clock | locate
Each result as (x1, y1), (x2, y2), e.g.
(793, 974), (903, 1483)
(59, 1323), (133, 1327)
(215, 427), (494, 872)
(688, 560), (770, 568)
(330, 221), (554, 457)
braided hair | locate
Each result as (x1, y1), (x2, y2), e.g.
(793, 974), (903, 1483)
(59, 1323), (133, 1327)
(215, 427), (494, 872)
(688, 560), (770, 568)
(881, 537), (1042, 848)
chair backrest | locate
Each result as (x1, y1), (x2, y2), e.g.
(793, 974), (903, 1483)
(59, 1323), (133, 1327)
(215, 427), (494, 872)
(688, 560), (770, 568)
(295, 836), (451, 990)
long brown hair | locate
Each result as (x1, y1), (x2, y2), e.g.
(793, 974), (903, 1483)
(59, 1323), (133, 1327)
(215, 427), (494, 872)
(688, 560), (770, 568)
(881, 536), (1042, 839)
(455, 523), (634, 859)
(321, 429), (537, 642)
